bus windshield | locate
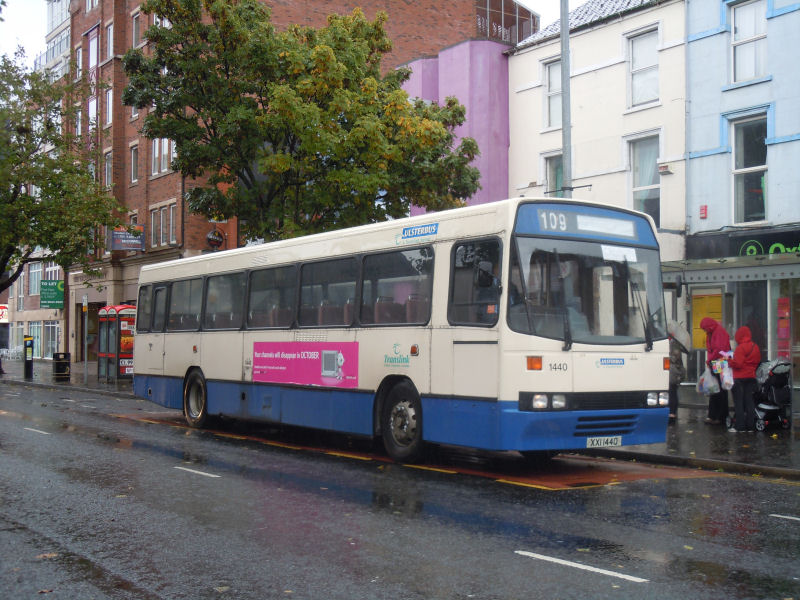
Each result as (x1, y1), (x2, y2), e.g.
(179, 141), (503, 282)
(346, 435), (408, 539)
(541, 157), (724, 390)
(507, 236), (667, 346)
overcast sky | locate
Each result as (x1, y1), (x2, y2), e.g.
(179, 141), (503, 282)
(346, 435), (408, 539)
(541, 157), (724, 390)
(0, 0), (580, 70)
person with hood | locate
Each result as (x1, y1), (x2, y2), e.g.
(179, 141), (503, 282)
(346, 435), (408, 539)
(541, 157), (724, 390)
(700, 317), (731, 425)
(727, 325), (761, 432)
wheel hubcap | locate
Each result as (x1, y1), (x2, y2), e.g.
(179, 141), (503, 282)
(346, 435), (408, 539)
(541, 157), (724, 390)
(389, 400), (417, 446)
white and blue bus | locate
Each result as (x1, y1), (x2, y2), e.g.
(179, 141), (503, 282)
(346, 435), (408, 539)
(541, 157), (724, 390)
(134, 198), (670, 462)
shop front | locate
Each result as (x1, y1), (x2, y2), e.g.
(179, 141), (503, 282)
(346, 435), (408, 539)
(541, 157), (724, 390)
(663, 226), (800, 390)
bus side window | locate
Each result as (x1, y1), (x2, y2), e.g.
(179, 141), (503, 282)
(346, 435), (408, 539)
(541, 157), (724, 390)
(204, 272), (246, 330)
(448, 239), (501, 326)
(167, 278), (202, 331)
(152, 286), (168, 332)
(361, 247), (434, 326)
(299, 258), (358, 328)
(247, 265), (296, 329)
(136, 285), (152, 332)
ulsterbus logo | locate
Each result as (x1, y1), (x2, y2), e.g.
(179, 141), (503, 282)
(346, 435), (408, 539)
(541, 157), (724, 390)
(597, 358), (625, 367)
(397, 223), (438, 245)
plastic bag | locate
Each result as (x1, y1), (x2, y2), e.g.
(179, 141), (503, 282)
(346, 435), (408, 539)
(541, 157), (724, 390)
(697, 366), (720, 395)
(721, 365), (734, 390)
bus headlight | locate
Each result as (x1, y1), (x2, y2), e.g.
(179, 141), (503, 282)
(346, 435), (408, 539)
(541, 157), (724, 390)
(552, 394), (567, 409)
(658, 392), (669, 407)
(647, 392), (658, 407)
(532, 394), (549, 409)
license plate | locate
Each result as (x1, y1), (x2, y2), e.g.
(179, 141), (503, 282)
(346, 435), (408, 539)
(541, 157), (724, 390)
(586, 436), (622, 448)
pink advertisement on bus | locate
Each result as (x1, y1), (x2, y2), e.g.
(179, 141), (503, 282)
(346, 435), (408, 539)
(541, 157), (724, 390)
(252, 342), (359, 388)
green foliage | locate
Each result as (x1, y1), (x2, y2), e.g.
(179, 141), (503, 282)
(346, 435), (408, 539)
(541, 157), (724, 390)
(0, 52), (123, 294)
(123, 0), (480, 241)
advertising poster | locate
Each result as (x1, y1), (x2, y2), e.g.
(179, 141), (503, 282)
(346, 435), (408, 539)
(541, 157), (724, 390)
(253, 342), (359, 388)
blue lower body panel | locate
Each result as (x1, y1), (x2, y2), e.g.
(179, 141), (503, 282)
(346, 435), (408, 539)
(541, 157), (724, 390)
(134, 374), (373, 437)
(134, 374), (667, 451)
(421, 396), (668, 452)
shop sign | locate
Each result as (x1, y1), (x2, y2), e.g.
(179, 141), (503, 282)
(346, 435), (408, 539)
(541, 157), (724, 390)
(0, 304), (8, 323)
(111, 226), (145, 251)
(207, 228), (224, 249)
(40, 280), (65, 309)
(687, 227), (800, 260)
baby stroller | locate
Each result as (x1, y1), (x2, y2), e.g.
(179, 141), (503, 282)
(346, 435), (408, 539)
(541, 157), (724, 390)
(752, 359), (792, 431)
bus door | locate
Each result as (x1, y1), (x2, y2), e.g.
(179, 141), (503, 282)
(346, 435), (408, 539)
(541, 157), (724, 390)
(140, 285), (168, 375)
(440, 239), (502, 400)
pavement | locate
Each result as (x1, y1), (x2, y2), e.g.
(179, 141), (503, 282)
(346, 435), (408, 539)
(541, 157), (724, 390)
(1, 357), (798, 480)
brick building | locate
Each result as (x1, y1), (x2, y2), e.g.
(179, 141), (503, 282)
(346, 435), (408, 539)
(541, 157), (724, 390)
(39, 0), (536, 365)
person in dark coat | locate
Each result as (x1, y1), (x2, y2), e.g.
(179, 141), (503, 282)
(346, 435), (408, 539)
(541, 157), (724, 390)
(668, 336), (686, 422)
(700, 317), (731, 425)
(727, 325), (761, 432)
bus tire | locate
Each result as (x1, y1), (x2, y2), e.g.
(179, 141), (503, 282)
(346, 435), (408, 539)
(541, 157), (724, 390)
(183, 369), (209, 428)
(381, 381), (423, 463)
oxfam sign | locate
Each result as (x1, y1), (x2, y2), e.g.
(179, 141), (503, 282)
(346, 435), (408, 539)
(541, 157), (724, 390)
(738, 239), (800, 256)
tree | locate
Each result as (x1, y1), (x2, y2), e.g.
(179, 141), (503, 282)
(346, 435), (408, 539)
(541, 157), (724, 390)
(123, 0), (480, 241)
(0, 52), (122, 294)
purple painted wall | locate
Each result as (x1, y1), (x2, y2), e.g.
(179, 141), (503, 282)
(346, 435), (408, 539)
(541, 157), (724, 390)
(404, 40), (510, 215)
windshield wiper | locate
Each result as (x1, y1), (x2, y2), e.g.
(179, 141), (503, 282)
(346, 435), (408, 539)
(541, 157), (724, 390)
(554, 249), (573, 351)
(624, 260), (653, 352)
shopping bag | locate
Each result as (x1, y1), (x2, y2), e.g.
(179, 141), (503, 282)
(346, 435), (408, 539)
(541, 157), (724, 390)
(721, 365), (734, 390)
(696, 366), (720, 395)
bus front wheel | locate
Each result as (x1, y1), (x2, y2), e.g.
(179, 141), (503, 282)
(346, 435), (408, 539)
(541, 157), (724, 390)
(382, 381), (423, 463)
(183, 370), (208, 428)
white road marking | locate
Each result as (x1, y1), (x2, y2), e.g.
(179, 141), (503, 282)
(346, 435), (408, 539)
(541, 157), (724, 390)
(515, 551), (649, 583)
(174, 466), (220, 478)
(23, 427), (51, 435)
(769, 514), (800, 522)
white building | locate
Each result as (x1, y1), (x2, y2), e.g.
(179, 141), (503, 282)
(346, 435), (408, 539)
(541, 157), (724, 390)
(507, 0), (686, 263)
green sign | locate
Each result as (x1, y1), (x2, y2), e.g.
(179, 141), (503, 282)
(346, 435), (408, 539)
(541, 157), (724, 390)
(40, 280), (65, 309)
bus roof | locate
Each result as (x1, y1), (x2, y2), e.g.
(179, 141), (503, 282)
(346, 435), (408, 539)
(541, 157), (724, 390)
(137, 197), (656, 283)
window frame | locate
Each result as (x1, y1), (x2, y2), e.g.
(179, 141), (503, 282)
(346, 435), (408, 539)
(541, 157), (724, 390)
(130, 144), (139, 183)
(544, 59), (562, 129)
(731, 0), (767, 83)
(447, 237), (503, 327)
(628, 28), (659, 107)
(629, 134), (661, 227)
(105, 23), (114, 60)
(732, 114), (767, 223)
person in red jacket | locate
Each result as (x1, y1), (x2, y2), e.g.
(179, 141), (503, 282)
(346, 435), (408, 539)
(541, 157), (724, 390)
(727, 325), (761, 432)
(700, 317), (731, 425)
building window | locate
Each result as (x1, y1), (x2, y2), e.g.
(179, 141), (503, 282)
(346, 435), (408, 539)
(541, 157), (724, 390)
(132, 13), (141, 47)
(88, 29), (98, 69)
(86, 0), (98, 10)
(105, 88), (113, 125)
(88, 97), (97, 129)
(733, 116), (767, 223)
(44, 261), (59, 281)
(16, 273), (24, 311)
(44, 321), (60, 359)
(169, 204), (177, 243)
(150, 209), (159, 247)
(732, 0), (766, 83)
(545, 60), (562, 129)
(629, 29), (658, 106)
(630, 136), (660, 227)
(131, 105), (139, 119)
(28, 262), (42, 296)
(106, 23), (114, 59)
(151, 138), (171, 175)
(545, 154), (563, 197)
(74, 47), (82, 79)
(130, 145), (139, 182)
(75, 108), (82, 136)
(150, 203), (176, 247)
(29, 321), (42, 359)
(104, 152), (112, 186)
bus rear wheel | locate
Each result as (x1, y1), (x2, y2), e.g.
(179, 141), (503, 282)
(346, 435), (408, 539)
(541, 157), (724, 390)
(183, 370), (208, 428)
(382, 381), (423, 463)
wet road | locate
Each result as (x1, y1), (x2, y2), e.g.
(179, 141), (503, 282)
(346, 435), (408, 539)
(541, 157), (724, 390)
(1, 385), (799, 599)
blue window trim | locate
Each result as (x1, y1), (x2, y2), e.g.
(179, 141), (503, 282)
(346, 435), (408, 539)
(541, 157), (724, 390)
(687, 0), (800, 43)
(721, 75), (772, 91)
